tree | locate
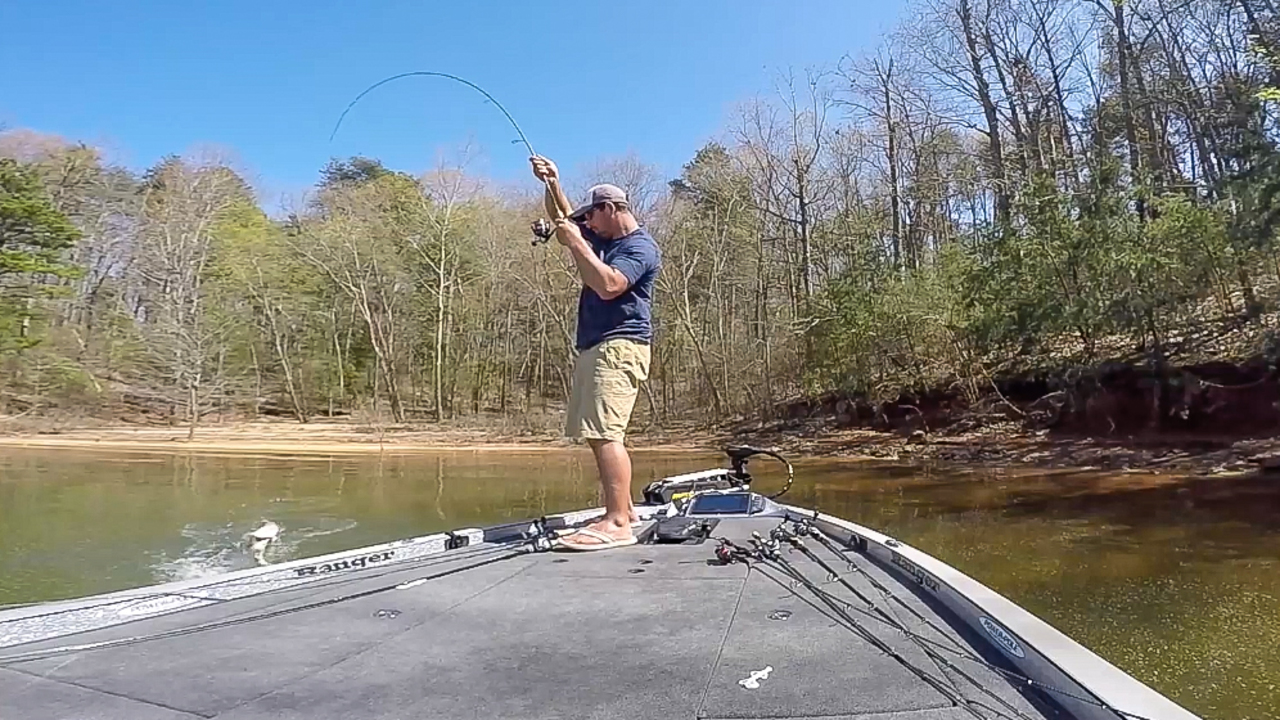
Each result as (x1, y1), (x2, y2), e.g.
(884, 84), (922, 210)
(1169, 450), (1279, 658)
(403, 158), (485, 421)
(132, 153), (250, 438)
(209, 200), (318, 422)
(294, 165), (419, 423)
(0, 158), (81, 353)
(0, 158), (81, 282)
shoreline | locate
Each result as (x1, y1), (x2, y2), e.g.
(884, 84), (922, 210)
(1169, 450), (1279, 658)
(0, 423), (707, 457)
(1, 417), (1276, 476)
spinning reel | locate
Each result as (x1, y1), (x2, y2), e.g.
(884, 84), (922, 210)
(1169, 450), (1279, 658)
(530, 218), (555, 246)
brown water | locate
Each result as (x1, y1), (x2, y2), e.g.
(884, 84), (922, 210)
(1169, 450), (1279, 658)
(0, 447), (1277, 719)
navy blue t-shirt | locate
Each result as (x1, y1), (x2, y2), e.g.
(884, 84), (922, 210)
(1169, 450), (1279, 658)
(576, 226), (661, 351)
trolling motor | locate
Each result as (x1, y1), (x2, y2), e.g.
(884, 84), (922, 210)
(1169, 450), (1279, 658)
(640, 445), (794, 505)
(640, 446), (795, 546)
(726, 445), (794, 496)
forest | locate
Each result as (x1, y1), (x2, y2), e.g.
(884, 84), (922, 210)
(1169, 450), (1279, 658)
(2, 0), (1278, 440)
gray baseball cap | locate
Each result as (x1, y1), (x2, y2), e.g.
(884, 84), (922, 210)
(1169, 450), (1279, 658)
(570, 183), (629, 220)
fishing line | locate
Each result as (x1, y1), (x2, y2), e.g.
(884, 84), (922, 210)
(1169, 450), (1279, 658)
(328, 71), (538, 158)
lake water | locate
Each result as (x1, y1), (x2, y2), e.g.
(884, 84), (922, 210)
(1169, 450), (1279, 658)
(0, 446), (1276, 719)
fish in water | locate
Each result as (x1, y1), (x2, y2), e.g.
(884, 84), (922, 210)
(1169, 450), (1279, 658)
(244, 521), (280, 565)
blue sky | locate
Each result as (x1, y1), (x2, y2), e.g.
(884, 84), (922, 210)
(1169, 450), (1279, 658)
(1, 1), (906, 208)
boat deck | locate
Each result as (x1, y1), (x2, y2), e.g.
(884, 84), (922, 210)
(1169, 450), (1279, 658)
(1, 517), (1061, 720)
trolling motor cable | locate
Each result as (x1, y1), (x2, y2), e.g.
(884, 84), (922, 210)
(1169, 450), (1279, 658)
(328, 70), (561, 245)
(724, 445), (795, 500)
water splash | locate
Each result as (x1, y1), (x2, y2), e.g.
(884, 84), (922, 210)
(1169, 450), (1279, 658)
(150, 516), (359, 583)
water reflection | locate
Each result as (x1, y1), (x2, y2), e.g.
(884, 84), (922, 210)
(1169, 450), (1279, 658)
(0, 447), (1275, 718)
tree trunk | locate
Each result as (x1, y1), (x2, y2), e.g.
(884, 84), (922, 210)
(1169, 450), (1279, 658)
(1032, 2), (1077, 177)
(959, 0), (1010, 223)
(332, 309), (345, 414)
(187, 379), (198, 441)
(249, 341), (262, 417)
(797, 166), (813, 308)
(1106, 0), (1146, 216)
(680, 282), (725, 418)
(501, 305), (513, 414)
(880, 59), (903, 268)
(434, 249), (446, 422)
(268, 315), (307, 422)
(366, 309), (405, 424)
(984, 26), (1030, 176)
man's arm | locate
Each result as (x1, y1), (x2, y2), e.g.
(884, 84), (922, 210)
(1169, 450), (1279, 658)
(543, 177), (574, 220)
(530, 156), (574, 219)
(532, 155), (634, 299)
(555, 220), (631, 300)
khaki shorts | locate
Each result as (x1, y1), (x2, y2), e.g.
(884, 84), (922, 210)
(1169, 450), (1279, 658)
(565, 337), (651, 442)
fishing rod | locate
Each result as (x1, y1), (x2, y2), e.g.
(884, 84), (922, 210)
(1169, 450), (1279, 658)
(729, 521), (1154, 720)
(770, 523), (1036, 720)
(329, 70), (561, 245)
(739, 530), (993, 719)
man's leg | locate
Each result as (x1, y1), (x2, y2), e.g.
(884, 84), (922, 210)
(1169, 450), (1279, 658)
(559, 340), (650, 549)
(585, 438), (635, 538)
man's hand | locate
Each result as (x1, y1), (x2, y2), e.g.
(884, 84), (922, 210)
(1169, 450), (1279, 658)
(553, 218), (583, 247)
(531, 155), (572, 219)
(530, 155), (559, 183)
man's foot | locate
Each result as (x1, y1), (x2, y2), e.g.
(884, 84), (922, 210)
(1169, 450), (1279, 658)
(555, 512), (640, 536)
(555, 519), (636, 552)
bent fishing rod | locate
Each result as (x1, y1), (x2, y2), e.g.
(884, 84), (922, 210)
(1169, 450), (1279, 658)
(329, 70), (562, 245)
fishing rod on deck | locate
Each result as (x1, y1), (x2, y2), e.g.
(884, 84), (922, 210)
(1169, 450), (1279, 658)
(328, 70), (563, 246)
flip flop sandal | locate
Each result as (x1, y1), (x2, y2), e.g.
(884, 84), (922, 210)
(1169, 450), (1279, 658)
(553, 527), (638, 552)
(553, 520), (642, 538)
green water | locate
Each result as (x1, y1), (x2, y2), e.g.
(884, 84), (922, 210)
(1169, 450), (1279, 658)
(1, 447), (1277, 719)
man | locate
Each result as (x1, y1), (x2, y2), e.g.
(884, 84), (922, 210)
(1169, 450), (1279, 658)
(530, 155), (661, 551)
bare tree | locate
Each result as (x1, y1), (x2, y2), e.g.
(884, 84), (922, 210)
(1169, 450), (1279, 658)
(293, 172), (415, 423)
(407, 150), (486, 421)
(580, 153), (666, 224)
(133, 151), (248, 438)
(734, 69), (838, 316)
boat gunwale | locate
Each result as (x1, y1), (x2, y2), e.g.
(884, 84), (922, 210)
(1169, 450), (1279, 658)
(0, 505), (624, 649)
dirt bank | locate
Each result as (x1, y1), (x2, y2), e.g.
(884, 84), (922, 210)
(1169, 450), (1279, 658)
(714, 353), (1280, 477)
(702, 418), (1280, 477)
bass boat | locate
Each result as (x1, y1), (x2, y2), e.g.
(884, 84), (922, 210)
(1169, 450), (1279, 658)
(0, 447), (1200, 720)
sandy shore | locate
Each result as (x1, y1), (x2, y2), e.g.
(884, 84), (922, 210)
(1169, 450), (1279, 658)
(0, 419), (715, 457)
(2, 416), (1278, 478)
